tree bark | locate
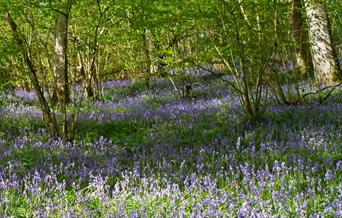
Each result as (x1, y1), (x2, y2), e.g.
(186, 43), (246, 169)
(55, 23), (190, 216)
(303, 0), (341, 85)
(291, 0), (313, 77)
(142, 27), (153, 88)
(54, 2), (71, 103)
(77, 52), (94, 98)
(54, 0), (72, 140)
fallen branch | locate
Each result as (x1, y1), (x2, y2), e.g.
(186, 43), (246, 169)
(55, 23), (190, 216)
(293, 82), (342, 104)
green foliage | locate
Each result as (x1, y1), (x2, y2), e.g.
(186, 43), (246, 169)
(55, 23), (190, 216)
(0, 116), (45, 138)
(0, 148), (46, 175)
(77, 120), (150, 148)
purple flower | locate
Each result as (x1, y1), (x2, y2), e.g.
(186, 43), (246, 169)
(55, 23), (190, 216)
(325, 170), (334, 181)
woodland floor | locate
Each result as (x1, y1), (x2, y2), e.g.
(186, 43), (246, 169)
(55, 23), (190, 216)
(0, 78), (341, 217)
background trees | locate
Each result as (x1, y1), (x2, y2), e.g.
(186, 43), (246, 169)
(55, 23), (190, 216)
(1, 0), (341, 138)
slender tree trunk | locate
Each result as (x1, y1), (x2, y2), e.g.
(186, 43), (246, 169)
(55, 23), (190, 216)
(78, 52), (94, 98)
(303, 0), (341, 85)
(291, 0), (313, 77)
(54, 4), (70, 103)
(54, 0), (72, 140)
(6, 11), (59, 136)
(89, 55), (97, 98)
(142, 27), (153, 88)
(88, 31), (98, 99)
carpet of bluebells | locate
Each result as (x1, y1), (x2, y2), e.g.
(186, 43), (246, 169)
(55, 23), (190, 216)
(0, 78), (341, 217)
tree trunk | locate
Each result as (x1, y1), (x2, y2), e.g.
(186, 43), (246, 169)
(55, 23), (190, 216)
(77, 52), (94, 98)
(142, 27), (153, 88)
(303, 0), (341, 85)
(291, 0), (313, 77)
(54, 0), (72, 140)
(54, 3), (71, 103)
(6, 11), (59, 136)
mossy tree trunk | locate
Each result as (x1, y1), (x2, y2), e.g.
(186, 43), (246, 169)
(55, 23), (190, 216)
(291, 0), (313, 77)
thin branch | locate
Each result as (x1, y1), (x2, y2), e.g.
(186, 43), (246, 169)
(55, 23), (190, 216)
(192, 62), (243, 95)
(23, 1), (66, 16)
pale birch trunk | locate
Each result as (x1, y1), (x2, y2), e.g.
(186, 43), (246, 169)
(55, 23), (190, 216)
(54, 0), (72, 140)
(303, 0), (341, 85)
(54, 2), (71, 103)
